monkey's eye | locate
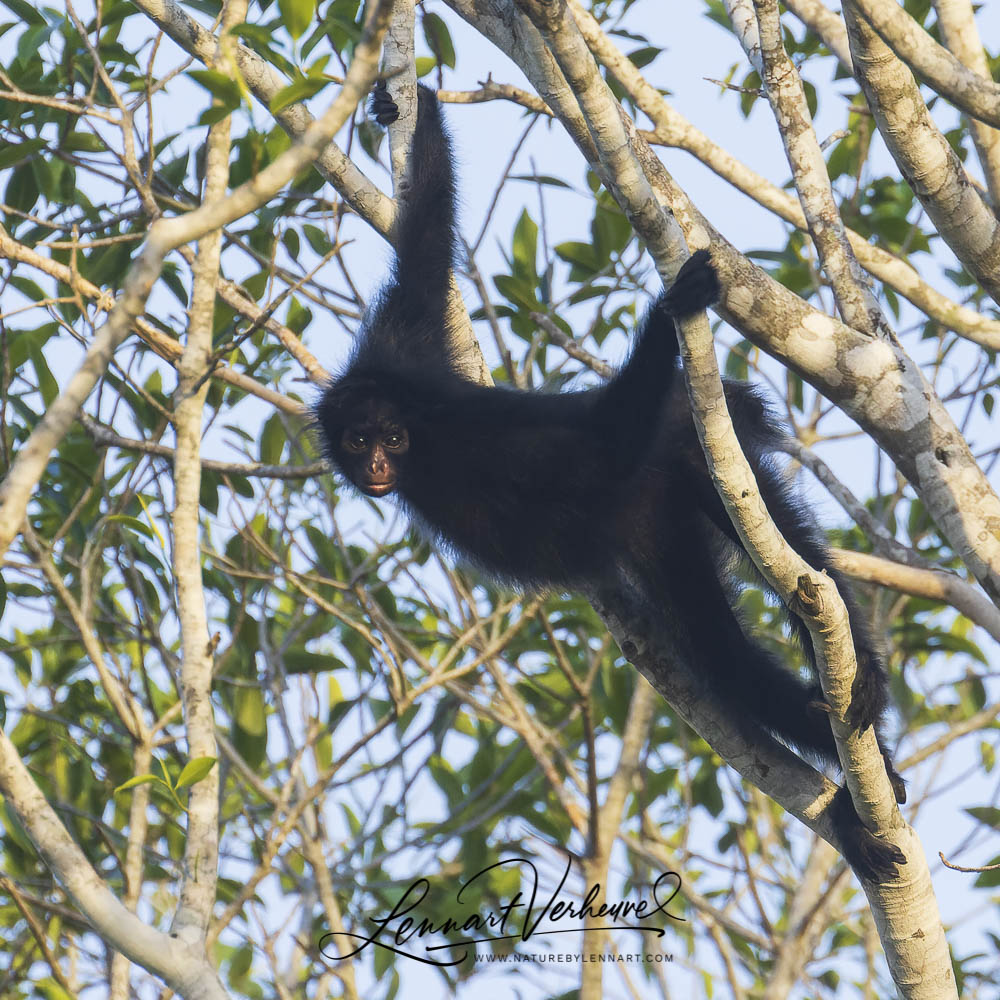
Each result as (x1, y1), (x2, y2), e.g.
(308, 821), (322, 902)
(344, 433), (367, 452)
(385, 433), (404, 450)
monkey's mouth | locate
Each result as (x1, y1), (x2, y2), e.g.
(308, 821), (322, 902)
(361, 481), (395, 497)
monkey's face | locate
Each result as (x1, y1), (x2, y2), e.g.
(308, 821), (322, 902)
(337, 399), (410, 498)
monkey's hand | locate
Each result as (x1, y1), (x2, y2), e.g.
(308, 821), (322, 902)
(660, 249), (721, 319)
(371, 80), (399, 126)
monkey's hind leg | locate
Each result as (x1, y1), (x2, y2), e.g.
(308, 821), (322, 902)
(653, 524), (905, 882)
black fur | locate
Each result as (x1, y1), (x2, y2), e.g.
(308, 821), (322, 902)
(317, 84), (905, 882)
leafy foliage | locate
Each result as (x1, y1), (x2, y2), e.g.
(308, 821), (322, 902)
(0, 1), (996, 998)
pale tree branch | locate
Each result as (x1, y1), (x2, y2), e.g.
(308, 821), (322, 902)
(0, 224), (319, 405)
(513, 0), (683, 279)
(900, 701), (1000, 770)
(566, 0), (1000, 349)
(21, 523), (146, 741)
(851, 0), (1000, 130)
(110, 742), (154, 1000)
(785, 437), (1000, 636)
(80, 415), (326, 478)
(626, 133), (1000, 605)
(0, 0), (393, 559)
(438, 80), (552, 115)
(0, 726), (231, 999)
(593, 580), (953, 1000)
(480, 655), (588, 834)
(0, 875), (77, 995)
(383, 1), (489, 381)
(132, 0), (484, 372)
(672, 305), (904, 861)
(779, 437), (920, 565)
(598, 680), (657, 858)
(762, 842), (849, 998)
(783, 0), (853, 71)
(843, 1), (1000, 307)
(514, 0), (900, 919)
(471, 0), (1000, 609)
(131, 0), (394, 235)
(931, 0), (1000, 204)
(580, 680), (657, 999)
(833, 549), (1000, 644)
(178, 244), (329, 385)
(781, 438), (1000, 643)
(738, 0), (892, 338)
(168, 0), (244, 944)
(382, 0), (419, 191)
(296, 806), (362, 1000)
(449, 5), (956, 994)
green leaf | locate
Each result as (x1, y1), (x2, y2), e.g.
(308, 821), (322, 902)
(303, 223), (331, 255)
(554, 241), (600, 272)
(269, 75), (327, 114)
(200, 104), (235, 127)
(229, 474), (255, 498)
(228, 944), (254, 982)
(234, 686), (267, 768)
(739, 69), (762, 117)
(0, 0), (44, 25)
(725, 341), (751, 380)
(28, 343), (58, 406)
(511, 209), (538, 282)
(493, 274), (539, 312)
(61, 132), (108, 154)
(16, 22), (51, 64)
(235, 686), (267, 736)
(321, 0), (362, 53)
(36, 979), (75, 1000)
(510, 173), (572, 189)
(200, 473), (220, 515)
(176, 757), (217, 789)
(422, 12), (456, 68)
(107, 515), (155, 540)
(592, 203), (631, 258)
(0, 138), (45, 170)
(279, 0), (316, 40)
(287, 297), (312, 335)
(1, 802), (35, 854)
(9, 276), (46, 302)
(114, 774), (160, 795)
(236, 22), (295, 76)
(259, 413), (286, 465)
(965, 806), (1000, 830)
(628, 45), (661, 70)
(187, 69), (242, 111)
(284, 649), (344, 674)
(5, 162), (39, 214)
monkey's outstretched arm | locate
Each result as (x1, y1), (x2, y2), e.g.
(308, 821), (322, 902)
(375, 83), (458, 335)
(596, 250), (720, 472)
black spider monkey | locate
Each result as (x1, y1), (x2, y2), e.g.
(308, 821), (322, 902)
(316, 83), (906, 882)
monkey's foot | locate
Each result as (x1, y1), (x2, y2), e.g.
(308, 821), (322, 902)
(371, 81), (399, 126)
(660, 249), (721, 318)
(832, 786), (906, 882)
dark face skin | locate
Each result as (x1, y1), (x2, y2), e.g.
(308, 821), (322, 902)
(338, 399), (410, 497)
